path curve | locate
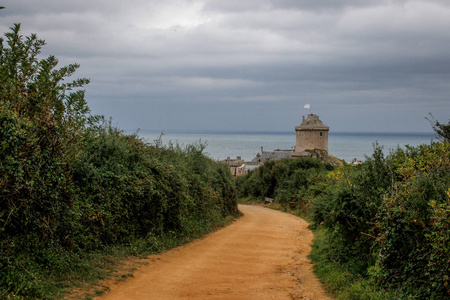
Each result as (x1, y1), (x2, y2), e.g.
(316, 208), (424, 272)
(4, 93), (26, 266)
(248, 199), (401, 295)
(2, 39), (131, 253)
(98, 205), (330, 300)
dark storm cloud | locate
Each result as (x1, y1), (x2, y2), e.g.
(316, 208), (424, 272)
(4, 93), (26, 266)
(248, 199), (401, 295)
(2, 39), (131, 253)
(1, 0), (449, 132)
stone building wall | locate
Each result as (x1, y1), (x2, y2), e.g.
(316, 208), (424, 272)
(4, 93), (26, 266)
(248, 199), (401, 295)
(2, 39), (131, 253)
(294, 114), (329, 155)
(295, 129), (329, 153)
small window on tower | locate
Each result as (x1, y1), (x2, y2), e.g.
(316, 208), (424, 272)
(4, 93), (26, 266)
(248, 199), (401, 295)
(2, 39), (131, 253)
(320, 132), (323, 137)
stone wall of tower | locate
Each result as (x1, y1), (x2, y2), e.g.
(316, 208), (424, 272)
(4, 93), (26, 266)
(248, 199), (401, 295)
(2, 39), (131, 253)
(294, 114), (329, 155)
(295, 129), (329, 153)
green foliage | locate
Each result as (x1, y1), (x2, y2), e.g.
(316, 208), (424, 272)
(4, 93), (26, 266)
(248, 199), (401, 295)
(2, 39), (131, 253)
(0, 23), (90, 255)
(236, 157), (333, 212)
(369, 142), (450, 298)
(72, 121), (238, 250)
(426, 199), (450, 297)
(238, 125), (450, 299)
(0, 25), (238, 299)
(311, 144), (395, 272)
(309, 227), (420, 300)
(310, 140), (450, 299)
(427, 113), (450, 141)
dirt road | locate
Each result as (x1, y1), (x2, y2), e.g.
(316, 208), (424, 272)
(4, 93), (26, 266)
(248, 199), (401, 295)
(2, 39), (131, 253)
(98, 205), (330, 300)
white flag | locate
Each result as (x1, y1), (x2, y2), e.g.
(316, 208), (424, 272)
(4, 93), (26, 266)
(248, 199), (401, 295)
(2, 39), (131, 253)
(304, 104), (310, 109)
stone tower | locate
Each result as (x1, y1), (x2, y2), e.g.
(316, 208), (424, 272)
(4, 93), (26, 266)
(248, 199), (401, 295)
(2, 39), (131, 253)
(294, 114), (329, 155)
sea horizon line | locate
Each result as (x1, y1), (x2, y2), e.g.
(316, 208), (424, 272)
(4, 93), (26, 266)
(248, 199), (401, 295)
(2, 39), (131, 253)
(128, 129), (436, 137)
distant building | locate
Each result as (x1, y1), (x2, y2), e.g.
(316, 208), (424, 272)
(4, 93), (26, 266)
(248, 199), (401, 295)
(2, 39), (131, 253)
(252, 146), (292, 163)
(225, 156), (261, 177)
(293, 114), (329, 156)
(225, 156), (245, 168)
(223, 113), (333, 176)
(255, 113), (330, 162)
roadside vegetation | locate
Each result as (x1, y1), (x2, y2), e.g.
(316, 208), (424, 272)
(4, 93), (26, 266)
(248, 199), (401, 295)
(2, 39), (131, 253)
(0, 24), (238, 299)
(237, 121), (450, 299)
(236, 157), (333, 216)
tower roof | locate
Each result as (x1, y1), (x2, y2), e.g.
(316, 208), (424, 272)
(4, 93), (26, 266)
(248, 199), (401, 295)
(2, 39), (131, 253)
(295, 114), (329, 131)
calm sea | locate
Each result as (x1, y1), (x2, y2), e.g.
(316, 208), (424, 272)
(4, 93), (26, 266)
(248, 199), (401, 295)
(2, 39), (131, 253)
(137, 130), (437, 163)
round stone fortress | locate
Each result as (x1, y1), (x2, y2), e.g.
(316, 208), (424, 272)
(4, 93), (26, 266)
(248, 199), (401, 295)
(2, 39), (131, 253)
(294, 114), (329, 155)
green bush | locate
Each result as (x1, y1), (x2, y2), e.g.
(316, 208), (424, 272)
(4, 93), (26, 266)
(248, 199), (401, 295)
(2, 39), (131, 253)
(310, 144), (395, 272)
(426, 199), (450, 297)
(369, 142), (450, 298)
(70, 122), (238, 250)
(236, 157), (332, 209)
(0, 25), (238, 299)
(0, 23), (90, 254)
(310, 139), (450, 298)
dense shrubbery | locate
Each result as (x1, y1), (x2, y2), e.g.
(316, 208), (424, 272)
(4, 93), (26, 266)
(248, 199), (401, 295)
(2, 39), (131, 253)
(0, 24), (237, 298)
(71, 124), (237, 250)
(311, 140), (450, 298)
(237, 126), (450, 299)
(236, 157), (333, 212)
(1, 24), (90, 259)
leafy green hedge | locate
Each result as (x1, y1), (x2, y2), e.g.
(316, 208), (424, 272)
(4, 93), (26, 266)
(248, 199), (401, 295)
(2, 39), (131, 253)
(71, 123), (238, 250)
(236, 130), (449, 299)
(0, 24), (238, 299)
(236, 157), (333, 211)
(310, 140), (450, 299)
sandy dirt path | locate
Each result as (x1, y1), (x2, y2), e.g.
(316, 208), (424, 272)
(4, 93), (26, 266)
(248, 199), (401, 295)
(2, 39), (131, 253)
(97, 205), (330, 300)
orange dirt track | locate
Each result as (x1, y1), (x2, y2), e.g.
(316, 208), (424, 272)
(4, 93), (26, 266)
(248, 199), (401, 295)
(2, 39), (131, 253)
(97, 205), (330, 300)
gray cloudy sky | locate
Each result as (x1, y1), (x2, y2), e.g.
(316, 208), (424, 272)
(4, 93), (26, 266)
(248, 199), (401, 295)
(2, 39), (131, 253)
(1, 0), (449, 132)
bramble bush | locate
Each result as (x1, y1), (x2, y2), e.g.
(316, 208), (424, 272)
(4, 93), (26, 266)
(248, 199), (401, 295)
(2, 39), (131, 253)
(368, 141), (450, 298)
(73, 122), (238, 249)
(311, 144), (395, 272)
(0, 25), (238, 299)
(310, 135), (450, 298)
